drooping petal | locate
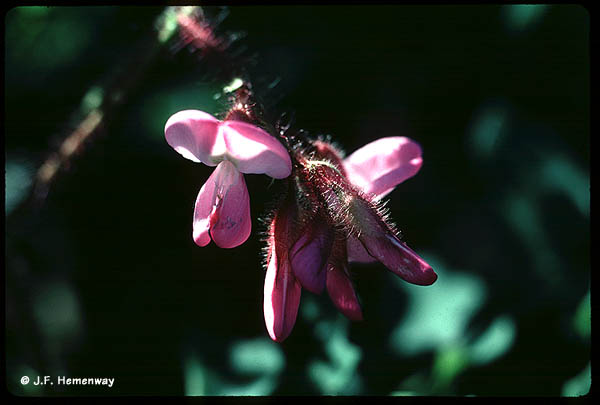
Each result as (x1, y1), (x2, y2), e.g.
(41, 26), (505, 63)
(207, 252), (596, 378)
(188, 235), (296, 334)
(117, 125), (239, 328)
(164, 110), (223, 165)
(347, 236), (377, 263)
(264, 248), (302, 342)
(345, 191), (437, 286)
(263, 200), (301, 342)
(221, 120), (292, 179)
(326, 235), (363, 321)
(343, 137), (423, 198)
(192, 161), (251, 249)
(192, 168), (219, 248)
(289, 218), (334, 294)
(358, 233), (437, 286)
(326, 264), (363, 321)
(209, 162), (252, 248)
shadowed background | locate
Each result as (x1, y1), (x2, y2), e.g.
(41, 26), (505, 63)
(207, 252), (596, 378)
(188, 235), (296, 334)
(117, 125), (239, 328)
(5, 5), (590, 396)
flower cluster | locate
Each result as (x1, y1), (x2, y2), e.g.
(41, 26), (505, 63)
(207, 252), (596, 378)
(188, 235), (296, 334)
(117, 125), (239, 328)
(263, 137), (437, 341)
(165, 104), (436, 342)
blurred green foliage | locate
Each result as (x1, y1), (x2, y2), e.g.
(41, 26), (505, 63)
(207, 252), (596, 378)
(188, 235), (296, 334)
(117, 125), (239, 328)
(388, 255), (517, 394)
(183, 337), (284, 396)
(503, 5), (548, 34)
(561, 362), (591, 397)
(503, 193), (562, 286)
(573, 291), (590, 339)
(469, 103), (508, 159)
(32, 280), (83, 346)
(81, 86), (104, 114)
(5, 157), (34, 214)
(432, 345), (470, 392)
(229, 338), (284, 376)
(308, 317), (363, 394)
(390, 255), (487, 357)
(539, 155), (590, 218)
(5, 7), (112, 86)
(468, 315), (515, 366)
(139, 83), (223, 143)
(183, 354), (207, 396)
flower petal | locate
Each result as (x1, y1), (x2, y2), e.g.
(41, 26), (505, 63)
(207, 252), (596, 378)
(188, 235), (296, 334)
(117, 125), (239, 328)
(347, 236), (377, 263)
(209, 161), (252, 248)
(192, 161), (251, 248)
(192, 169), (219, 248)
(326, 264), (363, 321)
(221, 121), (292, 179)
(263, 195), (302, 342)
(165, 110), (222, 165)
(343, 137), (423, 198)
(264, 248), (302, 342)
(358, 233), (437, 286)
(344, 193), (437, 285)
(289, 218), (334, 294)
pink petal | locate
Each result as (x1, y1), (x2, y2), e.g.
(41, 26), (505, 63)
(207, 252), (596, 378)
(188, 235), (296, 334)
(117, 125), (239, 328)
(358, 233), (437, 286)
(165, 110), (222, 165)
(263, 240), (301, 343)
(221, 120), (292, 179)
(326, 264), (363, 321)
(343, 137), (423, 198)
(165, 110), (292, 179)
(344, 192), (437, 286)
(192, 161), (251, 249)
(347, 236), (377, 263)
(289, 219), (334, 294)
(264, 198), (302, 342)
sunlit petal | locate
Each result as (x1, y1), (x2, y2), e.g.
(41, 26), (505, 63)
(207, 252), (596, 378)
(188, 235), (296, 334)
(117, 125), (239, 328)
(263, 199), (302, 342)
(165, 110), (222, 165)
(344, 137), (423, 198)
(192, 161), (251, 248)
(263, 249), (302, 342)
(221, 121), (292, 179)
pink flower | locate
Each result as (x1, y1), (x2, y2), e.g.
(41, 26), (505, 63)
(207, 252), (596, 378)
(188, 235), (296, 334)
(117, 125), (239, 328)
(165, 110), (292, 248)
(263, 136), (436, 342)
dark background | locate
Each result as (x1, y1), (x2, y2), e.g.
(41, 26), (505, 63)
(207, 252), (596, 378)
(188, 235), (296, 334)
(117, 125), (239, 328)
(5, 5), (590, 396)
